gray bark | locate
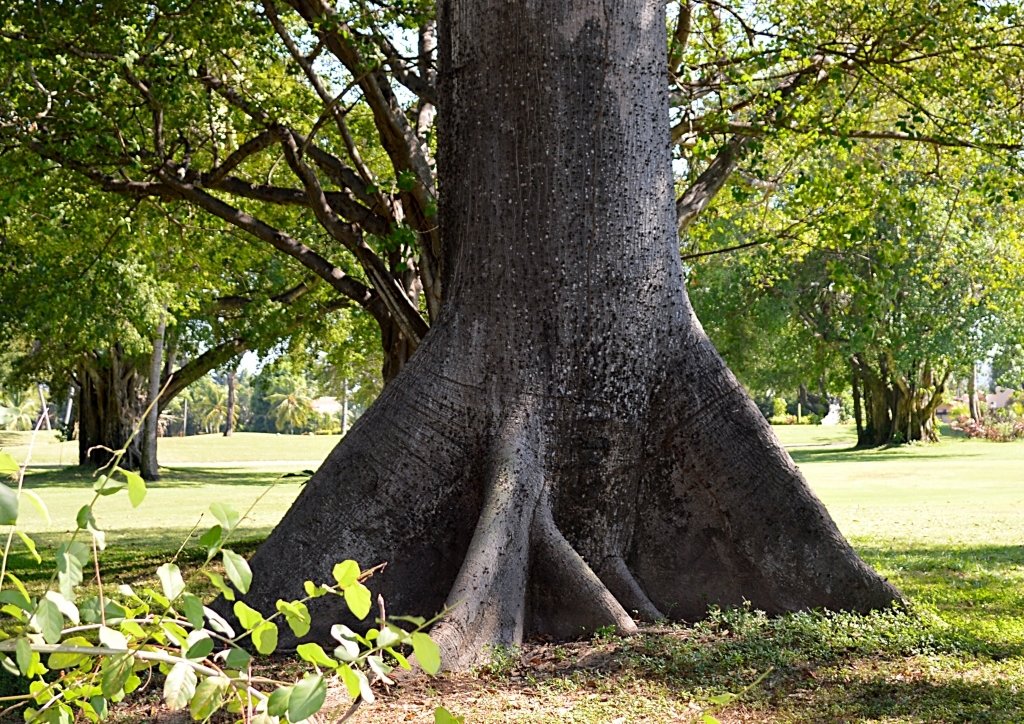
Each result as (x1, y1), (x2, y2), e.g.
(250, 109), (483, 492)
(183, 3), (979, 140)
(237, 0), (898, 670)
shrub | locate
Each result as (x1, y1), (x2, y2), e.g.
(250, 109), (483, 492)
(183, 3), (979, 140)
(950, 410), (1024, 441)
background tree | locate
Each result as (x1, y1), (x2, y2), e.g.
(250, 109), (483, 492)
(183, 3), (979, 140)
(689, 140), (1024, 444)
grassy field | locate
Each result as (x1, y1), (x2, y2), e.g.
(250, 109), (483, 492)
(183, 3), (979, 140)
(1, 426), (1022, 722)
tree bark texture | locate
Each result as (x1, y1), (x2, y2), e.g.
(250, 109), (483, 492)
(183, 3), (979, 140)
(240, 0), (899, 670)
(77, 347), (144, 470)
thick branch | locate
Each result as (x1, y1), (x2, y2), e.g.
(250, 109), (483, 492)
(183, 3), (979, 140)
(675, 56), (829, 235)
(277, 129), (428, 344)
(678, 120), (1024, 153)
(156, 170), (377, 309)
(158, 337), (247, 409)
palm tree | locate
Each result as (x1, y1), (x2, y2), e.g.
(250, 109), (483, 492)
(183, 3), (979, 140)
(266, 382), (314, 434)
(0, 389), (41, 431)
(189, 377), (229, 434)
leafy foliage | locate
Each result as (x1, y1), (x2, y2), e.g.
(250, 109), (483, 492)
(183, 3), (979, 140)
(0, 428), (445, 722)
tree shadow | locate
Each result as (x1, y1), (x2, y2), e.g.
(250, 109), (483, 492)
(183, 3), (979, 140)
(789, 446), (982, 464)
(19, 465), (307, 489)
(4, 529), (268, 587)
(773, 670), (1024, 722)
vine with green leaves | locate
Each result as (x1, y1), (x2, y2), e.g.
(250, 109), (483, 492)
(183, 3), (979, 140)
(0, 419), (452, 723)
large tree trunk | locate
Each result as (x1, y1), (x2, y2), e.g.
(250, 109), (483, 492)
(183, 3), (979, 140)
(240, 0), (898, 670)
(78, 347), (144, 470)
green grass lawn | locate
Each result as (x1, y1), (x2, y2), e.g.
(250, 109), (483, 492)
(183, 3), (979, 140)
(1, 426), (1022, 722)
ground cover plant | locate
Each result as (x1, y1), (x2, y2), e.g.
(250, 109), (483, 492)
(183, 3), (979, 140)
(2, 427), (1021, 721)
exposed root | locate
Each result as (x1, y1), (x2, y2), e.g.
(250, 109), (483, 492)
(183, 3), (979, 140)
(596, 555), (664, 622)
(527, 493), (638, 639)
(430, 412), (544, 670)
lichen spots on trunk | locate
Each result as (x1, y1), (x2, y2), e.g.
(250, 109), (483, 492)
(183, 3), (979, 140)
(240, 0), (898, 670)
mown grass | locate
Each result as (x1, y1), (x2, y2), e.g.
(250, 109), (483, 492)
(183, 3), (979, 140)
(0, 430), (341, 467)
(1, 427), (1022, 722)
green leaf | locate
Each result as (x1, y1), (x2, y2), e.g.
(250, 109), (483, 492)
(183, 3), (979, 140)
(185, 636), (214, 661)
(189, 676), (228, 720)
(88, 696), (108, 719)
(0, 451), (19, 478)
(44, 591), (80, 625)
(122, 469), (146, 507)
(377, 625), (405, 649)
(100, 653), (134, 698)
(332, 560), (360, 588)
(180, 592), (205, 629)
(99, 625), (128, 649)
(92, 474), (126, 496)
(288, 674), (327, 722)
(56, 542), (88, 599)
(202, 570), (235, 601)
(15, 637), (32, 676)
(232, 601), (263, 630)
(47, 637), (91, 669)
(303, 580), (328, 598)
(198, 525), (222, 556)
(338, 664), (361, 699)
(708, 693), (737, 706)
(209, 502), (240, 532)
(20, 490), (49, 523)
(0, 590), (30, 611)
(434, 706), (465, 724)
(276, 599), (311, 638)
(33, 597), (63, 644)
(222, 549), (252, 594)
(75, 505), (94, 530)
(162, 661), (197, 711)
(412, 632), (441, 675)
(224, 647), (251, 670)
(0, 482), (19, 524)
(344, 581), (371, 620)
(16, 531), (40, 564)
(388, 647), (412, 670)
(156, 563), (185, 601)
(296, 642), (337, 669)
(701, 715), (722, 724)
(252, 621), (279, 655)
(267, 686), (291, 717)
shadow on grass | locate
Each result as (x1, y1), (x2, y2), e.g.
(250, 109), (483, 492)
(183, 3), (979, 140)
(20, 465), (305, 489)
(601, 541), (1024, 720)
(5, 529), (267, 588)
(779, 670), (1024, 722)
(788, 446), (982, 464)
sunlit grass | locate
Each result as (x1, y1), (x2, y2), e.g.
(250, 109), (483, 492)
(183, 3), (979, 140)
(1, 428), (1022, 721)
